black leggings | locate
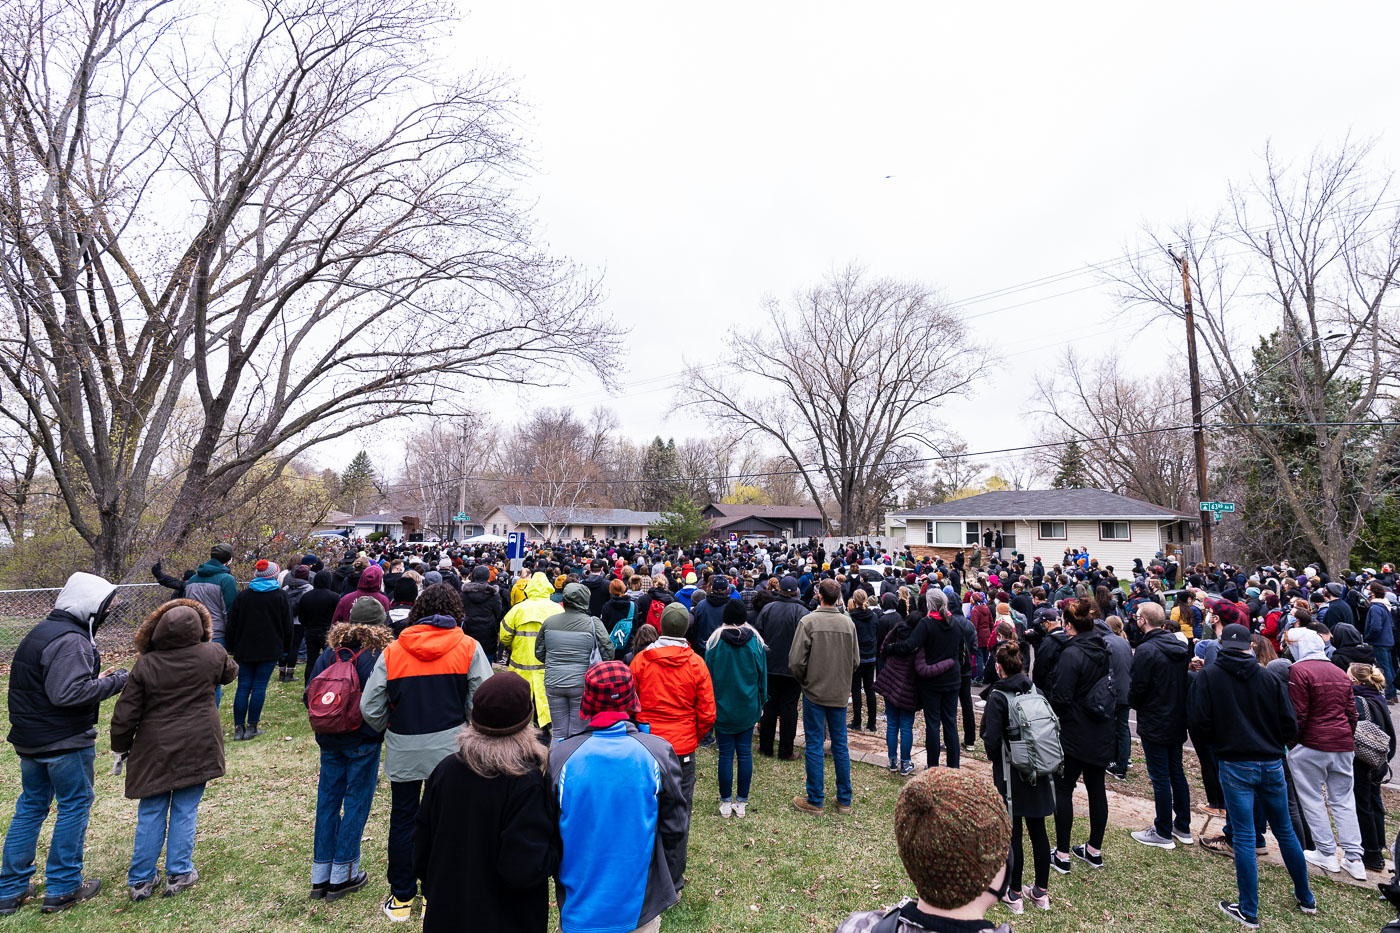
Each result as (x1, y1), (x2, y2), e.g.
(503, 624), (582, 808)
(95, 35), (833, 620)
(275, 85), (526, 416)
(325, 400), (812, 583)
(851, 662), (876, 727)
(1054, 755), (1108, 852)
(1011, 815), (1050, 891)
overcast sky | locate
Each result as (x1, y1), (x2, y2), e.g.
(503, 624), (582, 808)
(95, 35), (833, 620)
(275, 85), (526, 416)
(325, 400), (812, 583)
(351, 0), (1400, 483)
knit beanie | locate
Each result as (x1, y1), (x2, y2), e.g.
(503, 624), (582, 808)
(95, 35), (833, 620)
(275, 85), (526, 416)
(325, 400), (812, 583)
(469, 672), (534, 736)
(894, 768), (1011, 910)
(255, 560), (279, 579)
(348, 596), (387, 626)
(660, 602), (690, 638)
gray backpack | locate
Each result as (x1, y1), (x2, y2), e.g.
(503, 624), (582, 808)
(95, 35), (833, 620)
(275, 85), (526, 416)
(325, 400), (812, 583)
(995, 686), (1064, 789)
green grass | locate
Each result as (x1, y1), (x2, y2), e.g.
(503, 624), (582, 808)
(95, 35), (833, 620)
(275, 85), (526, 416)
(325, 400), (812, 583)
(0, 679), (1392, 932)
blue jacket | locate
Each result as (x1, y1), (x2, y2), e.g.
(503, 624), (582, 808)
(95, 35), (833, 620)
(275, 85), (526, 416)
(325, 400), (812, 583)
(549, 721), (687, 933)
(1365, 600), (1395, 648)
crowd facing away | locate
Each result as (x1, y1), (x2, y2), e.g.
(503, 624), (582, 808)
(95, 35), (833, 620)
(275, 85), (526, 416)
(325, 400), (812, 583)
(5, 533), (1400, 933)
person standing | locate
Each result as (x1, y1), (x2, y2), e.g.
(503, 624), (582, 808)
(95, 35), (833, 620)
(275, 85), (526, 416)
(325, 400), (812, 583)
(1189, 623), (1315, 928)
(1284, 628), (1368, 880)
(111, 599), (237, 901)
(0, 573), (128, 915)
(1048, 599), (1113, 873)
(704, 600), (768, 818)
(755, 576), (806, 760)
(790, 579), (860, 815)
(225, 560), (293, 741)
(360, 583), (494, 922)
(550, 662), (688, 933)
(414, 672), (560, 933)
(535, 582), (613, 742)
(1127, 602), (1194, 850)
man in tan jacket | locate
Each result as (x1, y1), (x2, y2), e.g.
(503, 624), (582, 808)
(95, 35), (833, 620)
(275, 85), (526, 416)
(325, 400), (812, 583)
(790, 578), (861, 815)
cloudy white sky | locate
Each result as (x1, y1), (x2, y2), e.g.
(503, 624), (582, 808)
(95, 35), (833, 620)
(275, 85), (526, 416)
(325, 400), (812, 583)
(353, 0), (1400, 479)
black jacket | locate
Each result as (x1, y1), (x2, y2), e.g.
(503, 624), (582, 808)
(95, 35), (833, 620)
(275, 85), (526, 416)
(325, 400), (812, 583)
(892, 612), (963, 692)
(1128, 628), (1191, 746)
(225, 587), (293, 664)
(1188, 647), (1297, 762)
(460, 583), (505, 657)
(755, 595), (806, 678)
(1050, 629), (1115, 767)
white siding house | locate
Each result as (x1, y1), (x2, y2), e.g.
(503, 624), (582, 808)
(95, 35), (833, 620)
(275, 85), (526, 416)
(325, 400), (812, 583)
(894, 489), (1195, 579)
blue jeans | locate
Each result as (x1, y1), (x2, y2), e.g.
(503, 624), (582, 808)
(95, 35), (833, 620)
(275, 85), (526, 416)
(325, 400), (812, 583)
(0, 747), (96, 899)
(233, 660), (277, 728)
(1217, 758), (1313, 920)
(1140, 739), (1191, 838)
(313, 743), (381, 885)
(716, 729), (753, 803)
(129, 783), (206, 883)
(802, 696), (851, 807)
(885, 707), (915, 764)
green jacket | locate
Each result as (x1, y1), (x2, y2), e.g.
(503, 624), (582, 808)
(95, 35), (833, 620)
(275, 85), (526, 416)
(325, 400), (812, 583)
(789, 606), (860, 708)
(536, 583), (613, 691)
(705, 626), (768, 734)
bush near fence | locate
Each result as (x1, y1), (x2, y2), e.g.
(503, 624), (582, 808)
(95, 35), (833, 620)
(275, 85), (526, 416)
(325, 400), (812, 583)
(0, 583), (168, 663)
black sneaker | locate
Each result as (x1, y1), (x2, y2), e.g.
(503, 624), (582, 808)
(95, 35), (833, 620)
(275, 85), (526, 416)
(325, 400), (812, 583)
(1072, 844), (1103, 868)
(0, 884), (35, 916)
(41, 879), (101, 913)
(1218, 901), (1259, 928)
(1050, 852), (1072, 875)
(325, 871), (368, 903)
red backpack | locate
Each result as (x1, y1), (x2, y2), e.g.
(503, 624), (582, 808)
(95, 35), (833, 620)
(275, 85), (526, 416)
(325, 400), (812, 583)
(645, 597), (667, 630)
(307, 650), (365, 734)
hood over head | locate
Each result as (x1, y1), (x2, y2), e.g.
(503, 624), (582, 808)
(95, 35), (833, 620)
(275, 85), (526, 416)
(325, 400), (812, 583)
(562, 582), (591, 612)
(54, 572), (118, 632)
(135, 598), (212, 653)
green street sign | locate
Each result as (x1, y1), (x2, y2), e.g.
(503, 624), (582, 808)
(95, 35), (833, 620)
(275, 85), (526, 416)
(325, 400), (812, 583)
(1198, 502), (1235, 513)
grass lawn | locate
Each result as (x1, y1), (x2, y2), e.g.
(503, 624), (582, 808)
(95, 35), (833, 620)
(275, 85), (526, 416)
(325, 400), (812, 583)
(0, 677), (1393, 932)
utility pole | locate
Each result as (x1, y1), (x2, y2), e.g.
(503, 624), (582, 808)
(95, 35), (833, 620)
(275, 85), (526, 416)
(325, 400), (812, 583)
(1174, 249), (1213, 566)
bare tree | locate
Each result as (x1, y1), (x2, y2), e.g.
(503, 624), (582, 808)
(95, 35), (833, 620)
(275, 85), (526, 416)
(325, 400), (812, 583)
(1113, 140), (1400, 572)
(679, 266), (988, 534)
(0, 0), (616, 576)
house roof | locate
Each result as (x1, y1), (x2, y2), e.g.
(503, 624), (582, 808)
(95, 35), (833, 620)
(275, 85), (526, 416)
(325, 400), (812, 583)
(493, 505), (664, 526)
(704, 503), (824, 520)
(894, 489), (1193, 521)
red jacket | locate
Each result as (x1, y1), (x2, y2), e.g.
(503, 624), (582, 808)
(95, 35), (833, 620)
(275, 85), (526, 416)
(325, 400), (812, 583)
(1288, 658), (1358, 753)
(630, 640), (716, 756)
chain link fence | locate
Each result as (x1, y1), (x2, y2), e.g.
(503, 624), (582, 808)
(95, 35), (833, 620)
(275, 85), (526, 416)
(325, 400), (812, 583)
(0, 583), (170, 663)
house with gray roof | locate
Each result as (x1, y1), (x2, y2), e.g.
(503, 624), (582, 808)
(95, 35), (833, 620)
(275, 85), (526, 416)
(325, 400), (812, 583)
(892, 488), (1195, 574)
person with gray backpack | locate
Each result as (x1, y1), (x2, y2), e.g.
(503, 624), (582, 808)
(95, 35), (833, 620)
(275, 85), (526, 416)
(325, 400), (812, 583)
(980, 641), (1058, 913)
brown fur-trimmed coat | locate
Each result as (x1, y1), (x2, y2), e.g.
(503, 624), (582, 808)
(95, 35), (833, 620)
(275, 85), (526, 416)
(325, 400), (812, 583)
(110, 599), (238, 799)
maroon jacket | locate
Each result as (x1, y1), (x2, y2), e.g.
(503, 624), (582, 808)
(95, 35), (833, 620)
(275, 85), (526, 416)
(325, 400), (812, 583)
(1288, 658), (1358, 753)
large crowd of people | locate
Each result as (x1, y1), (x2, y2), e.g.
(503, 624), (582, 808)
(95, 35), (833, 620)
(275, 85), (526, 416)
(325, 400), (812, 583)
(3, 533), (1400, 931)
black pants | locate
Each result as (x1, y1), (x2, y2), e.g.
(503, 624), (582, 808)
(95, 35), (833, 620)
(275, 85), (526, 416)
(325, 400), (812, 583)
(920, 688), (960, 768)
(759, 675), (800, 757)
(959, 676), (976, 746)
(281, 623), (304, 671)
(850, 662), (876, 728)
(1355, 762), (1387, 860)
(388, 780), (423, 900)
(1011, 815), (1050, 891)
(1054, 754), (1107, 852)
(303, 631), (328, 687)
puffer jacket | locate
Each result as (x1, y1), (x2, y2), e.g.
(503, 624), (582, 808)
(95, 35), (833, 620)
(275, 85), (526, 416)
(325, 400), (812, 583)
(630, 636), (716, 756)
(110, 599), (237, 799)
(499, 573), (559, 727)
(536, 583), (613, 692)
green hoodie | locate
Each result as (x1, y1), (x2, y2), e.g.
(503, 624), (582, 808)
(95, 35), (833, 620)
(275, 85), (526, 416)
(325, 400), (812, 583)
(535, 582), (614, 691)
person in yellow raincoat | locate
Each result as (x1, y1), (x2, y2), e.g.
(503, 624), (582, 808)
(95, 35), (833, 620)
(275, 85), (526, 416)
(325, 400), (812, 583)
(499, 572), (557, 733)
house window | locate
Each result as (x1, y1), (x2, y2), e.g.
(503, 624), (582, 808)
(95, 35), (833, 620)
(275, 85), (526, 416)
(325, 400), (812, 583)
(1100, 521), (1131, 541)
(965, 521), (980, 546)
(935, 521), (962, 545)
(1039, 521), (1066, 540)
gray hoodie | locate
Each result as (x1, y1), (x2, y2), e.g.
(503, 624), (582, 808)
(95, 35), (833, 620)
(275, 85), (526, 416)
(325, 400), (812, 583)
(535, 583), (614, 692)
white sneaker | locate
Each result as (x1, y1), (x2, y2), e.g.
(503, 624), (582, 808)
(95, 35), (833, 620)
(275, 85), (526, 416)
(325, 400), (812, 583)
(1342, 858), (1368, 881)
(733, 802), (747, 818)
(1304, 849), (1340, 872)
(719, 801), (733, 818)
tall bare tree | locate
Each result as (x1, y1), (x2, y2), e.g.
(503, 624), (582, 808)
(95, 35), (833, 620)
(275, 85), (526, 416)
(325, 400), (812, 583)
(679, 266), (988, 534)
(0, 0), (615, 576)
(1114, 141), (1400, 571)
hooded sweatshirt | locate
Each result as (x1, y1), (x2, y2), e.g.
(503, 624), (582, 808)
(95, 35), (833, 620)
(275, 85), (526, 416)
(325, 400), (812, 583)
(1188, 646), (1298, 762)
(360, 612), (493, 781)
(536, 583), (614, 692)
(332, 563), (390, 624)
(631, 605), (716, 756)
(1287, 628), (1358, 752)
(704, 626), (768, 735)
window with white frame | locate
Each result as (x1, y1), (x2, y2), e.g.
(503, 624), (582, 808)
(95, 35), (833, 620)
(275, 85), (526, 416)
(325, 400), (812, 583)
(1039, 521), (1066, 540)
(1099, 521), (1130, 541)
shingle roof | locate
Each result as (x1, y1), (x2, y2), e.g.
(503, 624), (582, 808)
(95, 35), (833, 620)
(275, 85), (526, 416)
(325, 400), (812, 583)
(893, 489), (1193, 521)
(495, 505), (664, 526)
(705, 503), (824, 520)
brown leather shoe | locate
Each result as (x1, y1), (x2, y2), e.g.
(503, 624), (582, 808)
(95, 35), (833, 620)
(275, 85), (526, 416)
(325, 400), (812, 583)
(791, 796), (824, 814)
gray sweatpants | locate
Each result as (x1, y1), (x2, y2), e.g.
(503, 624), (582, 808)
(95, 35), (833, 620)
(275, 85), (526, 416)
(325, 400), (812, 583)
(546, 688), (584, 742)
(1287, 744), (1363, 861)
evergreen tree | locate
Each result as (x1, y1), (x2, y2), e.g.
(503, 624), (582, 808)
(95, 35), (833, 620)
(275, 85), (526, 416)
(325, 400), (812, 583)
(1050, 440), (1089, 489)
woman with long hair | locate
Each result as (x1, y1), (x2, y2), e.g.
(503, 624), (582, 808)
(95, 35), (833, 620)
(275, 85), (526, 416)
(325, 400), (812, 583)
(414, 673), (559, 933)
